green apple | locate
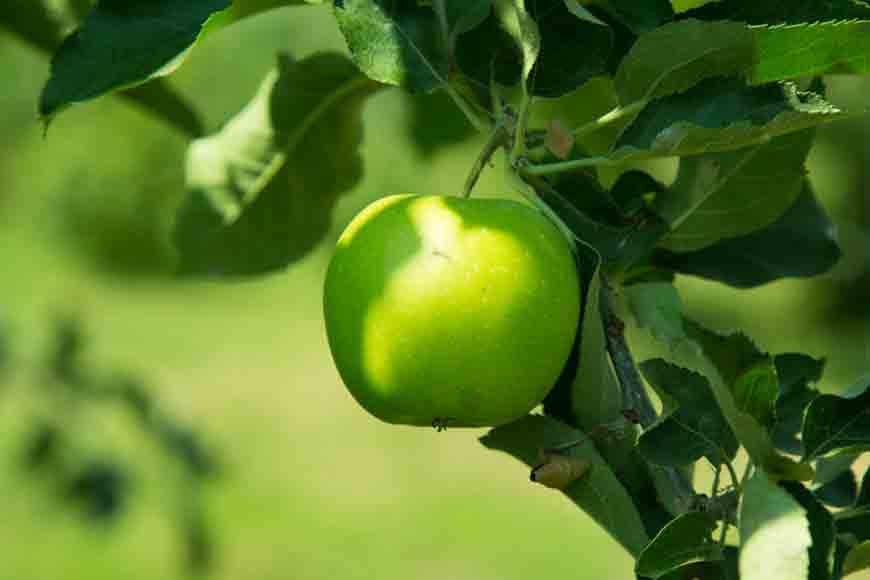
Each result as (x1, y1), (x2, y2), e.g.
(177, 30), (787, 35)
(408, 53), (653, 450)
(323, 194), (581, 428)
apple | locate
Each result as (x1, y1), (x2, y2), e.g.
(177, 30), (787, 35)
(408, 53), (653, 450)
(323, 194), (581, 428)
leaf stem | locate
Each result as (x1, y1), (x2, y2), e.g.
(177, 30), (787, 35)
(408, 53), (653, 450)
(572, 100), (649, 139)
(522, 155), (624, 176)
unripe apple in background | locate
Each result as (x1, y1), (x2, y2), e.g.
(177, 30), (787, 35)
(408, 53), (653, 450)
(323, 194), (580, 428)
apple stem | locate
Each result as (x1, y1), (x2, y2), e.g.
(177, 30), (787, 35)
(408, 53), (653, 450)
(462, 124), (510, 198)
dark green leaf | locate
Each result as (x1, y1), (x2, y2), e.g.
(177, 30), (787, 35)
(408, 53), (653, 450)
(612, 79), (844, 165)
(685, 319), (815, 481)
(3, 0), (204, 136)
(456, 0), (613, 97)
(614, 19), (754, 105)
(802, 379), (870, 460)
(771, 352), (825, 454)
(40, 0), (233, 118)
(656, 129), (815, 253)
(638, 359), (738, 466)
(334, 0), (447, 93)
(782, 480), (836, 580)
(751, 21), (870, 85)
(653, 183), (842, 288)
(610, 170), (665, 216)
(591, 0), (673, 34)
(536, 180), (668, 271)
(636, 512), (720, 579)
(838, 510), (870, 543)
(443, 0), (490, 38)
(481, 415), (650, 556)
(814, 468), (858, 508)
(173, 52), (382, 277)
(682, 0), (870, 24)
(739, 471), (813, 580)
(406, 89), (477, 156)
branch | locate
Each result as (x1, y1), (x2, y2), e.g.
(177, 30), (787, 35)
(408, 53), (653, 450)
(598, 279), (697, 513)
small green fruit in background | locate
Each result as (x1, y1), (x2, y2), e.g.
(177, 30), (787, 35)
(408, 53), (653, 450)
(323, 194), (581, 428)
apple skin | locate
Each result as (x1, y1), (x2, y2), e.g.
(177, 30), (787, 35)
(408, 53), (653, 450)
(323, 194), (581, 428)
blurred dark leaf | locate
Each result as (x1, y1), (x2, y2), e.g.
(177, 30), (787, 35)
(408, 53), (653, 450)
(814, 468), (858, 508)
(638, 358), (738, 466)
(782, 480), (836, 580)
(771, 353), (825, 454)
(183, 505), (215, 573)
(174, 52), (382, 277)
(653, 183), (842, 288)
(50, 317), (84, 384)
(159, 422), (215, 477)
(66, 459), (129, 521)
(842, 540), (870, 578)
(802, 379), (870, 460)
(456, 0), (613, 97)
(118, 377), (155, 423)
(22, 422), (63, 471)
(406, 89), (477, 157)
(635, 512), (719, 579)
(334, 0), (446, 93)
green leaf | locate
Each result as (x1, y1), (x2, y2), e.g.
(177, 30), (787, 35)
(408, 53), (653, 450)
(455, 0), (612, 97)
(843, 541), (870, 577)
(656, 129), (815, 253)
(638, 359), (738, 466)
(740, 471), (812, 580)
(652, 183), (842, 288)
(772, 352), (825, 454)
(614, 19), (754, 105)
(612, 76), (843, 164)
(442, 0), (490, 39)
(802, 379), (870, 460)
(4, 0), (204, 137)
(683, 0), (870, 24)
(492, 0), (539, 87)
(751, 21), (870, 85)
(173, 52), (382, 277)
(636, 512), (720, 579)
(536, 181), (668, 272)
(40, 0), (236, 118)
(480, 414), (650, 556)
(592, 0), (674, 34)
(622, 282), (690, 352)
(814, 467), (858, 508)
(732, 358), (779, 428)
(685, 320), (814, 481)
(334, 0), (447, 93)
(782, 481), (837, 580)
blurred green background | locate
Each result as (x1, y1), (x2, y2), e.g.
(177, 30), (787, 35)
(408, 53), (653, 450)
(1, 6), (868, 580)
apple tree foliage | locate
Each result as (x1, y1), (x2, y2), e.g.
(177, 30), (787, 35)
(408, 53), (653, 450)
(5, 0), (870, 578)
